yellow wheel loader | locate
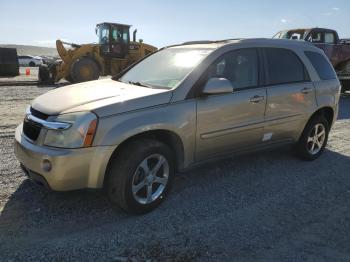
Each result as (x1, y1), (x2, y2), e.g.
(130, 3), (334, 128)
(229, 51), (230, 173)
(39, 22), (157, 84)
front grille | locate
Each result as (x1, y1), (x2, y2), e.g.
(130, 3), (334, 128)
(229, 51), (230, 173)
(23, 119), (42, 141)
(30, 107), (49, 120)
(22, 107), (50, 141)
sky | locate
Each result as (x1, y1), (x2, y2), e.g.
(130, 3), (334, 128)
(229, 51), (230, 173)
(0, 0), (349, 48)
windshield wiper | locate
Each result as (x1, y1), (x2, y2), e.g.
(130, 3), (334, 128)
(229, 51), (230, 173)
(128, 81), (154, 88)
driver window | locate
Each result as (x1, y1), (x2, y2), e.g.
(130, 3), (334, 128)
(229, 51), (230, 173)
(209, 49), (258, 89)
(122, 29), (129, 44)
(308, 32), (323, 43)
(111, 27), (129, 46)
(112, 27), (122, 43)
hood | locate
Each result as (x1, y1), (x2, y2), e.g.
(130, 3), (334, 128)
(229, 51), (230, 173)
(31, 79), (172, 117)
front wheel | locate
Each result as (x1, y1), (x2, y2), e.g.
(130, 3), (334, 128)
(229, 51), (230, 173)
(296, 115), (329, 160)
(105, 139), (175, 214)
(70, 57), (100, 83)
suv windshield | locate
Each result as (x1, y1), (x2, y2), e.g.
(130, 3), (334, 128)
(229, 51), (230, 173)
(118, 47), (213, 89)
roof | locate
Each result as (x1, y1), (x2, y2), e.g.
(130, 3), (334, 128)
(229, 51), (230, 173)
(277, 28), (336, 33)
(96, 22), (132, 28)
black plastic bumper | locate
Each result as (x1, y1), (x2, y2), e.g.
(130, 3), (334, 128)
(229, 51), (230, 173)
(20, 163), (51, 190)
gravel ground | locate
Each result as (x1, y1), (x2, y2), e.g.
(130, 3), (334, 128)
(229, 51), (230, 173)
(0, 84), (350, 261)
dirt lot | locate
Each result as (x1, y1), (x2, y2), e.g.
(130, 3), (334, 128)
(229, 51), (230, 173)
(0, 67), (40, 84)
(0, 83), (350, 261)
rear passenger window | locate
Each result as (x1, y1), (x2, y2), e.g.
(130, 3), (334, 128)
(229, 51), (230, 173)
(305, 51), (337, 80)
(265, 48), (308, 85)
(325, 33), (335, 44)
(209, 49), (258, 89)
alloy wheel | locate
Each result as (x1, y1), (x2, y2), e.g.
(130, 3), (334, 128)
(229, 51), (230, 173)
(307, 123), (326, 155)
(131, 154), (169, 205)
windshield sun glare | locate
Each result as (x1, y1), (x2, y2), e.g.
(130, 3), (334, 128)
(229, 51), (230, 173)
(119, 48), (213, 89)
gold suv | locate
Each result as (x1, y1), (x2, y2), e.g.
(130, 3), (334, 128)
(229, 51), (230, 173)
(14, 39), (340, 213)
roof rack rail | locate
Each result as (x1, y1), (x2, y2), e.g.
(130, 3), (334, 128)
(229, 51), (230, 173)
(181, 39), (243, 45)
(160, 38), (244, 50)
(181, 40), (216, 45)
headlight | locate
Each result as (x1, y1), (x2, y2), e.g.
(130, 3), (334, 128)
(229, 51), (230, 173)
(44, 112), (97, 148)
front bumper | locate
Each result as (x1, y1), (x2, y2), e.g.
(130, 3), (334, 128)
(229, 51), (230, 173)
(14, 124), (116, 191)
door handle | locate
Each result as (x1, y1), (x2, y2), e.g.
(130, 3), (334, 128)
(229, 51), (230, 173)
(250, 95), (265, 103)
(301, 87), (313, 94)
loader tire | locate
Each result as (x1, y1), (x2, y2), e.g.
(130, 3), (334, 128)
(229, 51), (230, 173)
(64, 75), (73, 83)
(70, 57), (100, 83)
(38, 65), (55, 85)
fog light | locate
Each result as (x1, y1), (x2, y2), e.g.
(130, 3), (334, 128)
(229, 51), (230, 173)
(41, 159), (52, 172)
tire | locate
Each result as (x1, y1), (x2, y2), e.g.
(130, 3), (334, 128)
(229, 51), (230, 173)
(341, 80), (350, 93)
(29, 61), (35, 67)
(344, 60), (350, 74)
(70, 57), (100, 83)
(64, 74), (73, 83)
(105, 139), (175, 214)
(38, 64), (55, 85)
(295, 115), (330, 161)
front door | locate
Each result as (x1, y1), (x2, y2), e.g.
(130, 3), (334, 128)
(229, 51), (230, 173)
(195, 48), (266, 160)
(306, 30), (325, 52)
(110, 25), (130, 58)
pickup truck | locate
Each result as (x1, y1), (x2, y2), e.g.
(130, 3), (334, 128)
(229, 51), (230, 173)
(273, 28), (350, 83)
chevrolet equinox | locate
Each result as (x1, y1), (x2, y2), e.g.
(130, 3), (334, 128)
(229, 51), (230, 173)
(14, 39), (341, 213)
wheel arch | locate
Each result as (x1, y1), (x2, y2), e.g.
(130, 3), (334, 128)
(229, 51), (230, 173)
(309, 106), (335, 127)
(103, 129), (185, 187)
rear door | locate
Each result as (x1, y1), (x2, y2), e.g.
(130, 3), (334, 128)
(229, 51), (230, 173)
(263, 48), (316, 142)
(195, 48), (267, 160)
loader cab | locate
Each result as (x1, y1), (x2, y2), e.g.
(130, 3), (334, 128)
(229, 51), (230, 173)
(96, 22), (130, 58)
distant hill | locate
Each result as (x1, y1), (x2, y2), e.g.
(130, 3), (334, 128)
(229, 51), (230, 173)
(0, 44), (58, 57)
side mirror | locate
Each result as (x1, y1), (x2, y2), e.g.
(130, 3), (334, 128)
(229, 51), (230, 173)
(202, 77), (234, 95)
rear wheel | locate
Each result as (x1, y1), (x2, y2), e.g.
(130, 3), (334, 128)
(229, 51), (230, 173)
(70, 57), (100, 83)
(29, 61), (35, 67)
(296, 115), (329, 160)
(344, 60), (350, 74)
(341, 80), (350, 93)
(105, 139), (175, 214)
(342, 61), (350, 93)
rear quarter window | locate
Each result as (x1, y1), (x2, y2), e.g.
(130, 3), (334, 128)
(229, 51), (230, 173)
(304, 51), (337, 80)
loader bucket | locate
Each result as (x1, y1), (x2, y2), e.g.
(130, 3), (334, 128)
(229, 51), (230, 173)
(0, 48), (19, 77)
